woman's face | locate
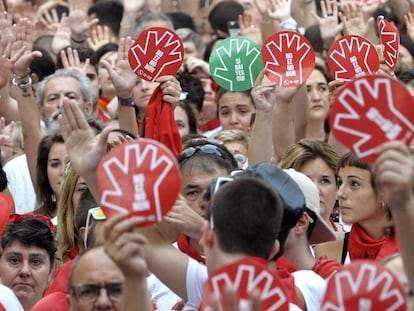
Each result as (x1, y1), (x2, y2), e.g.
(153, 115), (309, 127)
(174, 106), (190, 138)
(337, 165), (383, 226)
(218, 92), (255, 132)
(47, 143), (67, 198)
(300, 158), (337, 221)
(306, 69), (330, 122)
(0, 241), (51, 310)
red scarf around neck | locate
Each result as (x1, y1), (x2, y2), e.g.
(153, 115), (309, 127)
(348, 223), (399, 262)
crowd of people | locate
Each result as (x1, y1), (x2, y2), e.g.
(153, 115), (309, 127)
(0, 0), (414, 310)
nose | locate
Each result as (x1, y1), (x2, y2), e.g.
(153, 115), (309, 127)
(19, 261), (31, 277)
(229, 112), (239, 125)
(336, 183), (346, 200)
(94, 287), (113, 308)
(140, 80), (151, 91)
(309, 87), (322, 102)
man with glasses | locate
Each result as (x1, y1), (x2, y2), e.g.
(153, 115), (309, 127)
(67, 246), (125, 311)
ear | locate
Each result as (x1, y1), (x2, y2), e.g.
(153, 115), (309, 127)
(84, 102), (93, 116)
(294, 213), (310, 235)
(201, 220), (215, 249)
(268, 240), (280, 261)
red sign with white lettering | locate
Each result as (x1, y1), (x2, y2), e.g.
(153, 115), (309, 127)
(96, 139), (181, 226)
(330, 74), (414, 163)
(128, 27), (184, 81)
(322, 260), (407, 311)
(378, 16), (400, 71)
(200, 257), (289, 311)
(261, 30), (315, 87)
(327, 35), (379, 82)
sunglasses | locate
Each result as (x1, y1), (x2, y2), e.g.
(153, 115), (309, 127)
(178, 144), (226, 162)
(84, 207), (106, 249)
(70, 282), (122, 304)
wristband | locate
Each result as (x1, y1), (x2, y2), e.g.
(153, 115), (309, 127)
(12, 77), (32, 90)
(280, 17), (298, 30)
(118, 95), (135, 107)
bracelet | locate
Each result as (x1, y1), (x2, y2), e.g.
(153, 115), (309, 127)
(12, 77), (32, 90)
(13, 72), (30, 81)
(118, 95), (135, 107)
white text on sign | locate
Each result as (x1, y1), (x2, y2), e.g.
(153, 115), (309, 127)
(144, 50), (164, 73)
(350, 56), (363, 76)
(235, 58), (246, 82)
(366, 107), (402, 140)
(285, 53), (296, 77)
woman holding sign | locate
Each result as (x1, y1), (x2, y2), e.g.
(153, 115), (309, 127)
(337, 152), (398, 263)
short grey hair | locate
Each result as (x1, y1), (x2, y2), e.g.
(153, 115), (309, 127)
(176, 27), (205, 57)
(135, 12), (174, 37)
(36, 69), (92, 108)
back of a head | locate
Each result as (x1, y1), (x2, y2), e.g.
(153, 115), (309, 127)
(233, 163), (305, 258)
(208, 0), (244, 35)
(176, 70), (205, 113)
(88, 1), (123, 38)
(209, 177), (283, 259)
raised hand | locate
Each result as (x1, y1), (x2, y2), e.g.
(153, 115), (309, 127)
(267, 0), (292, 23)
(51, 15), (71, 54)
(60, 47), (90, 76)
(68, 0), (98, 42)
(0, 0), (14, 52)
(311, 0), (343, 43)
(11, 19), (42, 78)
(163, 195), (204, 240)
(87, 25), (115, 51)
(251, 69), (277, 114)
(405, 12), (414, 42)
(104, 213), (149, 279)
(340, 2), (367, 37)
(58, 99), (112, 189)
(239, 12), (263, 45)
(374, 141), (414, 209)
(101, 36), (137, 99)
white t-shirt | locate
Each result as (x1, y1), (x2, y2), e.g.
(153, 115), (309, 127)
(3, 154), (36, 213)
(0, 284), (24, 310)
(292, 270), (326, 311)
(184, 258), (303, 311)
(147, 272), (183, 310)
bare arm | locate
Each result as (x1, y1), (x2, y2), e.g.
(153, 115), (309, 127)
(374, 141), (414, 293)
(11, 19), (44, 191)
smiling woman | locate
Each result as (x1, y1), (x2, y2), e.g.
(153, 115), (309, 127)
(0, 216), (56, 311)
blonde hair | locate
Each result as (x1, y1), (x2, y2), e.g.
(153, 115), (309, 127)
(56, 163), (80, 266)
(214, 129), (250, 150)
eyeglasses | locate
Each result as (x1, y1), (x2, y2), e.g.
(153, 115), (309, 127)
(84, 207), (106, 249)
(178, 144), (226, 162)
(70, 282), (123, 304)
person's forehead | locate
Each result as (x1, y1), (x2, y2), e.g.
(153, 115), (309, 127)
(2, 241), (49, 258)
(72, 248), (123, 284)
(45, 76), (82, 94)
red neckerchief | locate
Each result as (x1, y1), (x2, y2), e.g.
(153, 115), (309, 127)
(97, 96), (112, 123)
(198, 118), (220, 133)
(348, 223), (399, 262)
(312, 256), (342, 279)
(144, 85), (182, 156)
(177, 234), (205, 264)
(329, 218), (339, 232)
(276, 256), (298, 273)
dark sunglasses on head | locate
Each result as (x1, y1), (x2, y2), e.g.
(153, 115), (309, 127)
(178, 144), (226, 162)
